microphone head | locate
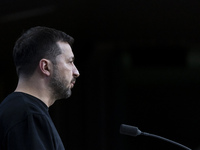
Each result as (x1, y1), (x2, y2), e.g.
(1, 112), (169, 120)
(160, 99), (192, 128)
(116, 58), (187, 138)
(120, 124), (142, 137)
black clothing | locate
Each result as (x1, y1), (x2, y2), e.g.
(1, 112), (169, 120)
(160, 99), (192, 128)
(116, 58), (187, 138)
(0, 92), (65, 150)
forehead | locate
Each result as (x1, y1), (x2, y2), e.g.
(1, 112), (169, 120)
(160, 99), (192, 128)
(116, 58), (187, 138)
(57, 41), (74, 58)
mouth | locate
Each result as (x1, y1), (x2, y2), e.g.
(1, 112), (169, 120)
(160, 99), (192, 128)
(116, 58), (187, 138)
(71, 79), (76, 88)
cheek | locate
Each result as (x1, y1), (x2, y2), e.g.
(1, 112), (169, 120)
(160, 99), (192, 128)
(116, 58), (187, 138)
(59, 64), (73, 80)
(64, 69), (73, 80)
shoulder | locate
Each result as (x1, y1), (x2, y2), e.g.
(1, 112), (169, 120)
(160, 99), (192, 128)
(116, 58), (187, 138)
(0, 92), (48, 116)
(0, 92), (30, 120)
(0, 92), (49, 138)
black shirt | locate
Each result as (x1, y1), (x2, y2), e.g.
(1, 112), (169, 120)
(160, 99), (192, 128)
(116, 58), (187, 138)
(0, 92), (65, 150)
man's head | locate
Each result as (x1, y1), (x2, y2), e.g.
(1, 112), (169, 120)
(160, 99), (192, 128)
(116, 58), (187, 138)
(13, 26), (74, 77)
(13, 26), (80, 100)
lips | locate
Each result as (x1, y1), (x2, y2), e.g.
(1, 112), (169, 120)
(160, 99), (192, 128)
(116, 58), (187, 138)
(71, 79), (76, 88)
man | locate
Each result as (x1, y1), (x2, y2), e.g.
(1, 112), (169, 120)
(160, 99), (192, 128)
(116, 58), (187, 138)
(0, 26), (80, 149)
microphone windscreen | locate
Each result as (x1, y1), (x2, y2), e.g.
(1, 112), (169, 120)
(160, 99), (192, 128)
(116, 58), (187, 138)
(120, 124), (142, 137)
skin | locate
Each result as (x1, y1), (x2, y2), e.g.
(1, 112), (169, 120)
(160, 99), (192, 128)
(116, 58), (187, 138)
(49, 42), (80, 101)
(15, 41), (80, 107)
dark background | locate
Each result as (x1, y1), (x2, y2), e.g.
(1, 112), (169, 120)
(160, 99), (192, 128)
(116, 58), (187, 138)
(0, 0), (200, 150)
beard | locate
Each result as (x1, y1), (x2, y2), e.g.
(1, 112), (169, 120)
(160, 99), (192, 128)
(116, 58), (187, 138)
(49, 65), (72, 100)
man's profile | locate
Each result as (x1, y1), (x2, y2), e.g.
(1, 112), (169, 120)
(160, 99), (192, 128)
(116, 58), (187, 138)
(0, 26), (80, 149)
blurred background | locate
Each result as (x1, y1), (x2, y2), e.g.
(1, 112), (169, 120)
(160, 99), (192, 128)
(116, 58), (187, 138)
(1, 0), (200, 149)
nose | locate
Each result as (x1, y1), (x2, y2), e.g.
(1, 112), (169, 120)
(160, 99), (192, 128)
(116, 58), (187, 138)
(73, 65), (80, 78)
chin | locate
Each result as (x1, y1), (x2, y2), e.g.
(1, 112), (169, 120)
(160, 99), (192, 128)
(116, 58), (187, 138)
(53, 89), (71, 101)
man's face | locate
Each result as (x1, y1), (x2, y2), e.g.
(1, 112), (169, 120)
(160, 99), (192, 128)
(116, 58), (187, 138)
(49, 42), (80, 100)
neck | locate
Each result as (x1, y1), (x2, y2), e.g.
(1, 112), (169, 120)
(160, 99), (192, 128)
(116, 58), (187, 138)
(15, 76), (55, 107)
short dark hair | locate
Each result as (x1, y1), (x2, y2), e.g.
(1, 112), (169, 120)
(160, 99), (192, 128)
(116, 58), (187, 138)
(13, 26), (74, 77)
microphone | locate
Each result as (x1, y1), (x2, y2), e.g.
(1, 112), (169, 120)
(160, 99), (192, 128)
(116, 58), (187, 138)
(120, 124), (192, 150)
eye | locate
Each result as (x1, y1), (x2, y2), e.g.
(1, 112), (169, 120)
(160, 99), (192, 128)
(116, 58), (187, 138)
(69, 60), (74, 64)
(68, 57), (75, 64)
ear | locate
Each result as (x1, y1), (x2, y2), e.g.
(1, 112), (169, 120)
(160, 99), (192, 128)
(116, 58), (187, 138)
(39, 59), (52, 76)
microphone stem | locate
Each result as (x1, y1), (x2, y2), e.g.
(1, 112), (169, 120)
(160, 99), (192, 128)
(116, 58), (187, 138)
(141, 132), (192, 150)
